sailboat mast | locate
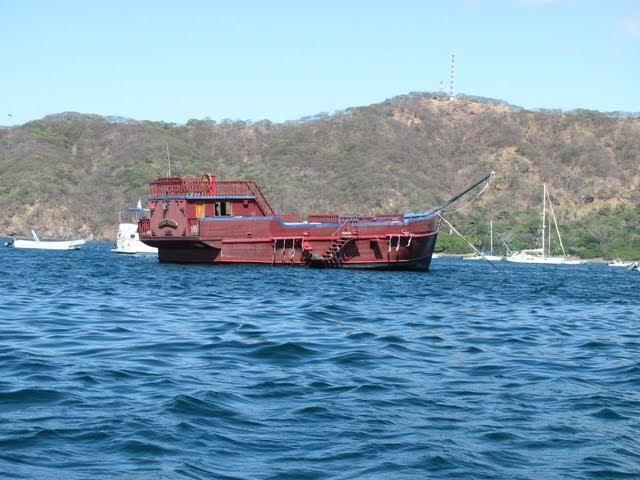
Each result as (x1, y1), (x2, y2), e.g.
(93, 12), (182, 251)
(545, 186), (566, 256)
(542, 184), (546, 257)
(490, 220), (494, 255)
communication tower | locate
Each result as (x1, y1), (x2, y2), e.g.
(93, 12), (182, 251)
(449, 53), (456, 100)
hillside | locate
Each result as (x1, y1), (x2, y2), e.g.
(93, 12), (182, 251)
(1, 93), (639, 259)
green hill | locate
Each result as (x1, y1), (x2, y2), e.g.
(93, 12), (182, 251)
(1, 93), (639, 259)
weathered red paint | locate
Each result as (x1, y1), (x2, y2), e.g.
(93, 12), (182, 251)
(139, 174), (442, 269)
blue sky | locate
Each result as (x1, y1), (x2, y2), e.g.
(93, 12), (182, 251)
(1, 0), (639, 125)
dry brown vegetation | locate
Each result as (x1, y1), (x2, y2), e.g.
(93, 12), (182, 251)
(1, 93), (639, 258)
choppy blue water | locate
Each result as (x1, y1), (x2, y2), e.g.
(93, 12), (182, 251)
(1, 243), (639, 479)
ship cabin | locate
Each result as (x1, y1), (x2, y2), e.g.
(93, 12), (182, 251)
(139, 174), (284, 236)
(150, 173), (275, 217)
(139, 173), (407, 238)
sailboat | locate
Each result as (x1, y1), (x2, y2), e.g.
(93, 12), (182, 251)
(506, 184), (584, 265)
(463, 220), (503, 261)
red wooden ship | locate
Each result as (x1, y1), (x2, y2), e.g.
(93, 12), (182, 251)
(138, 172), (492, 269)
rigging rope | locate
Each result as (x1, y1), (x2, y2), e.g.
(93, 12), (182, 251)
(437, 213), (502, 273)
(495, 231), (512, 255)
(441, 179), (492, 216)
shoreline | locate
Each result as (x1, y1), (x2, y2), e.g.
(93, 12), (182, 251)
(2, 237), (631, 264)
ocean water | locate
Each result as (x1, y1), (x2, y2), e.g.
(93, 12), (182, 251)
(1, 243), (639, 480)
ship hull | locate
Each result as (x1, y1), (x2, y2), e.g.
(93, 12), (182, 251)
(156, 249), (435, 270)
(143, 216), (440, 270)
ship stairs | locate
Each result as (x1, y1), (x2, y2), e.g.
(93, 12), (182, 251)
(303, 220), (359, 268)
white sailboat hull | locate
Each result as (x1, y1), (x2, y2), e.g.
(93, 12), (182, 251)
(505, 253), (583, 265)
(608, 261), (632, 267)
(463, 254), (503, 261)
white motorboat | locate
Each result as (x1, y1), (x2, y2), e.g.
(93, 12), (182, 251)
(112, 223), (157, 254)
(506, 184), (584, 265)
(112, 200), (158, 254)
(463, 220), (503, 261)
(11, 230), (85, 250)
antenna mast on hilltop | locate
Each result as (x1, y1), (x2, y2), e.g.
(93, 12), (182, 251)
(164, 140), (171, 177)
(449, 53), (456, 100)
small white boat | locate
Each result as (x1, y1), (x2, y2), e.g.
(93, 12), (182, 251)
(112, 200), (158, 255)
(463, 253), (503, 261)
(608, 259), (633, 268)
(12, 230), (85, 250)
(112, 223), (157, 254)
(559, 258), (585, 265)
(506, 184), (584, 265)
(506, 249), (583, 265)
(463, 220), (503, 261)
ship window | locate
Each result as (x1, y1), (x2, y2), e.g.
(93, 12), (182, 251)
(195, 202), (205, 218)
(215, 201), (232, 216)
(130, 234), (136, 239)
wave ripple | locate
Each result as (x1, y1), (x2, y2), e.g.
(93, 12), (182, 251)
(0, 244), (639, 479)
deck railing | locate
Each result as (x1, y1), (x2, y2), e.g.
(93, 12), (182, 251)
(150, 177), (212, 196)
(149, 176), (276, 216)
(244, 181), (275, 216)
(307, 214), (404, 223)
